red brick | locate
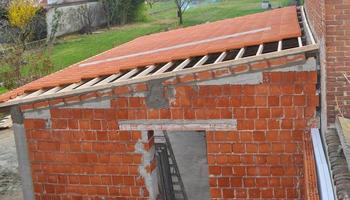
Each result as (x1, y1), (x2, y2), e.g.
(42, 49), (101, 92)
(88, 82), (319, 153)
(132, 83), (148, 92)
(268, 56), (287, 67)
(213, 68), (231, 78)
(178, 74), (195, 83)
(64, 96), (80, 104)
(232, 64), (249, 74)
(33, 101), (49, 109)
(80, 92), (97, 101)
(294, 96), (306, 106)
(246, 108), (257, 118)
(250, 60), (269, 70)
(241, 96), (255, 106)
(113, 86), (130, 95)
(268, 96), (280, 106)
(195, 70), (213, 81)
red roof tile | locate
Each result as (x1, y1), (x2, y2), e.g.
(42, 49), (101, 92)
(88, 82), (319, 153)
(0, 6), (301, 103)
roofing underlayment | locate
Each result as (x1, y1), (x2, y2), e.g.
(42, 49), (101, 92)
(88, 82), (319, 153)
(0, 6), (317, 107)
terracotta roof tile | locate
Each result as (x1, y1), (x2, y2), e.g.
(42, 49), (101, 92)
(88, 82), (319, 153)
(0, 6), (301, 103)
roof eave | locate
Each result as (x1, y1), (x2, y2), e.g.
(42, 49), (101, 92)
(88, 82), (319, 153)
(0, 43), (319, 111)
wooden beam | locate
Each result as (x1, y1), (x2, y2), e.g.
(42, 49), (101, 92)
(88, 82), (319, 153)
(215, 52), (227, 64)
(298, 37), (303, 47)
(193, 56), (208, 67)
(235, 48), (245, 60)
(154, 62), (173, 75)
(256, 44), (264, 55)
(95, 73), (121, 86)
(40, 86), (61, 96)
(77, 77), (101, 89)
(22, 89), (45, 99)
(278, 40), (282, 52)
(59, 82), (82, 93)
(8, 93), (28, 102)
(114, 69), (139, 82)
(173, 58), (191, 71)
(134, 65), (156, 78)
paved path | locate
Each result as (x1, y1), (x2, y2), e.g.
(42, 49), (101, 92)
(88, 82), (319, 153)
(0, 128), (23, 200)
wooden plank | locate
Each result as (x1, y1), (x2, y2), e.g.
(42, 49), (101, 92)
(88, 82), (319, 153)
(173, 58), (191, 71)
(154, 62), (173, 75)
(59, 82), (82, 93)
(134, 65), (156, 78)
(214, 52), (227, 64)
(193, 56), (208, 67)
(40, 86), (62, 96)
(95, 73), (121, 86)
(256, 44), (264, 55)
(114, 69), (139, 82)
(298, 37), (303, 47)
(77, 77), (102, 89)
(8, 94), (28, 102)
(23, 89), (45, 99)
(235, 48), (245, 60)
(278, 40), (282, 52)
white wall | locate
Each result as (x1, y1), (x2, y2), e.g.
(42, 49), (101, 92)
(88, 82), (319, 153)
(46, 1), (107, 37)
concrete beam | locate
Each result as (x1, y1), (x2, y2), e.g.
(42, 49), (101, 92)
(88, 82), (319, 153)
(10, 107), (35, 200)
(119, 119), (237, 131)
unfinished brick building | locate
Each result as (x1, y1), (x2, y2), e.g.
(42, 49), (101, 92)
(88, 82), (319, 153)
(0, 6), (324, 200)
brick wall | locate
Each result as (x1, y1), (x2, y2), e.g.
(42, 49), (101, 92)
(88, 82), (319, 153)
(20, 70), (318, 199)
(305, 0), (350, 123)
(24, 118), (155, 199)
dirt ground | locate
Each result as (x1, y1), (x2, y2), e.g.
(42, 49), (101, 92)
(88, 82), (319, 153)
(0, 128), (23, 200)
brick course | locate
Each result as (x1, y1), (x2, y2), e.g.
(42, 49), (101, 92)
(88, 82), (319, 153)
(21, 71), (318, 199)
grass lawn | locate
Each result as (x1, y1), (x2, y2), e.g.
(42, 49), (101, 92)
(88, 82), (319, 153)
(0, 87), (7, 95)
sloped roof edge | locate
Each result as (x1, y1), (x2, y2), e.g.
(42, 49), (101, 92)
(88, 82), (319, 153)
(0, 43), (318, 111)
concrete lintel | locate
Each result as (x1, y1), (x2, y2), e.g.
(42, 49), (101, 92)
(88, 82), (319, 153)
(119, 119), (237, 131)
(23, 108), (51, 119)
(198, 72), (263, 85)
(63, 98), (111, 109)
(10, 107), (35, 200)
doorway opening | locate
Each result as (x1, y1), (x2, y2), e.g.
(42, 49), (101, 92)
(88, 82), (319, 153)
(155, 131), (210, 200)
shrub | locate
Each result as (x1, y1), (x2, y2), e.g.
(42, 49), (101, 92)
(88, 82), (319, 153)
(8, 0), (39, 30)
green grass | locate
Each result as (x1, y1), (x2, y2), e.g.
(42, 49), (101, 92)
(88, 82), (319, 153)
(1, 0), (293, 89)
(0, 87), (7, 94)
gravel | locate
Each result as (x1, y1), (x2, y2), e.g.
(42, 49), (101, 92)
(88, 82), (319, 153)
(0, 128), (23, 200)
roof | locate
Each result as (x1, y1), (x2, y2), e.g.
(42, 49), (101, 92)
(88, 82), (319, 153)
(0, 6), (318, 108)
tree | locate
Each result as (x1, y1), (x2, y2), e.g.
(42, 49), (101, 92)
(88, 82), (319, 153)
(175, 0), (191, 25)
(146, 0), (157, 9)
(100, 0), (146, 27)
(76, 4), (97, 34)
(7, 0), (40, 48)
(100, 0), (117, 28)
(47, 8), (63, 44)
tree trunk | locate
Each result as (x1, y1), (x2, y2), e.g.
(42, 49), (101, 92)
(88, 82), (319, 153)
(177, 9), (183, 25)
